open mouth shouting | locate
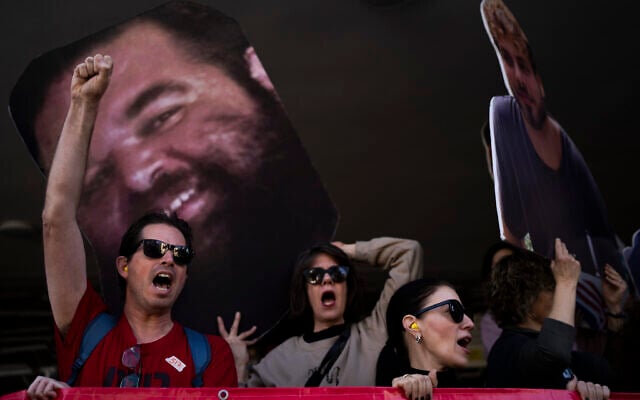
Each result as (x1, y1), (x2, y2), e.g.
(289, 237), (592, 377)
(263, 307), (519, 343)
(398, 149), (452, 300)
(456, 335), (472, 354)
(152, 271), (174, 292)
(321, 290), (336, 307)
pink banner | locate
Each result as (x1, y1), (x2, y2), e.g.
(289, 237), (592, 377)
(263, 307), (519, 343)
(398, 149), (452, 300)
(3, 387), (639, 400)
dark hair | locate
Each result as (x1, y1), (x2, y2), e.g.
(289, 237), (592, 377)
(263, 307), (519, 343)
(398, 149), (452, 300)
(481, 240), (521, 281)
(10, 1), (280, 172)
(118, 211), (193, 259)
(376, 278), (452, 386)
(289, 243), (360, 330)
(489, 250), (555, 328)
(478, 241), (522, 313)
(117, 211), (193, 295)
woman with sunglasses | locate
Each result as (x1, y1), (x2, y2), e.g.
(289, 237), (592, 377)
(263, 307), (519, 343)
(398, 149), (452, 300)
(487, 239), (622, 400)
(376, 278), (474, 399)
(220, 237), (424, 386)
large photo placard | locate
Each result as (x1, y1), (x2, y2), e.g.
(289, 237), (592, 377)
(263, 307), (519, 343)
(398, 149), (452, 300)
(9, 1), (338, 336)
(481, 0), (634, 334)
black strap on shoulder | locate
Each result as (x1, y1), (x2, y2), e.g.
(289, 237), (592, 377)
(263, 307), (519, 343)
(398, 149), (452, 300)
(67, 312), (117, 386)
(305, 325), (351, 387)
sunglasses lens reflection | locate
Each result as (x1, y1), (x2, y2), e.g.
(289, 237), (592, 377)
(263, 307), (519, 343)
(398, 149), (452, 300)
(329, 266), (348, 282)
(120, 373), (140, 388)
(304, 266), (349, 285)
(120, 345), (141, 388)
(121, 346), (140, 368)
(143, 240), (164, 258)
(141, 240), (193, 265)
(449, 300), (465, 323)
(173, 247), (192, 265)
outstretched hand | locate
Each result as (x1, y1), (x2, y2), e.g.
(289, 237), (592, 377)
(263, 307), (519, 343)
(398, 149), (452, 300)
(27, 376), (69, 400)
(71, 54), (113, 102)
(217, 311), (257, 382)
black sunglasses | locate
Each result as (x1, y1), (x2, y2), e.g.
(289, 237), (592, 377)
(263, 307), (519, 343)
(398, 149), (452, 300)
(120, 345), (141, 388)
(137, 239), (194, 265)
(303, 265), (350, 285)
(414, 299), (466, 323)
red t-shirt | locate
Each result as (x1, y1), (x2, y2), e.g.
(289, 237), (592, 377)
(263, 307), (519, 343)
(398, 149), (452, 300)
(54, 284), (237, 387)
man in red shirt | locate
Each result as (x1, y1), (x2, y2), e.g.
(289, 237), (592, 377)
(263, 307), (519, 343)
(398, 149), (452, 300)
(27, 53), (236, 398)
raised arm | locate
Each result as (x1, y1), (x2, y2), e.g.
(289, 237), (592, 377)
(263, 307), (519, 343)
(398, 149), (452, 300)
(514, 239), (580, 376)
(41, 54), (113, 334)
(337, 237), (424, 334)
(548, 238), (580, 326)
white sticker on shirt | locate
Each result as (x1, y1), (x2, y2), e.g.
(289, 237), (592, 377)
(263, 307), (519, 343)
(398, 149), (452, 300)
(165, 356), (186, 372)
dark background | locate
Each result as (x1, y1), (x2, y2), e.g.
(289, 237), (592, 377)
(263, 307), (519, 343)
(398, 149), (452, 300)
(1, 0), (639, 392)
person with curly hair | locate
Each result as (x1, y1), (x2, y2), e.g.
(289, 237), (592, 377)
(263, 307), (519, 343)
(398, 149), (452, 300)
(477, 241), (521, 354)
(486, 239), (625, 400)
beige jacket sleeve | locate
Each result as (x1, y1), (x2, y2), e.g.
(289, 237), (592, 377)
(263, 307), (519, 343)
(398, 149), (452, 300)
(353, 237), (424, 337)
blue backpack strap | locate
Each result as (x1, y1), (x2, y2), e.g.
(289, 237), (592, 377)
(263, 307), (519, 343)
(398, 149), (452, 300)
(66, 312), (117, 386)
(184, 327), (211, 387)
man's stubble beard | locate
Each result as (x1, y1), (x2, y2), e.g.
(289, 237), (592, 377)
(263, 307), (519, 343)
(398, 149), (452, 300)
(522, 100), (548, 131)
